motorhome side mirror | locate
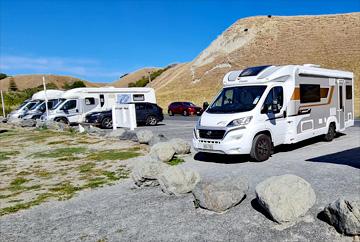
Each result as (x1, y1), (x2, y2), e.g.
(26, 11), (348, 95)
(203, 102), (209, 110)
(272, 100), (279, 113)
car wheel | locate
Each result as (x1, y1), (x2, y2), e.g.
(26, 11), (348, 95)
(54, 117), (69, 125)
(250, 134), (272, 162)
(146, 115), (158, 126)
(183, 110), (189, 116)
(101, 117), (113, 129)
(324, 122), (336, 141)
(168, 110), (174, 116)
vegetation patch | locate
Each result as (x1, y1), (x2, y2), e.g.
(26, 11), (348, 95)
(86, 149), (140, 161)
(0, 151), (20, 161)
(166, 157), (185, 166)
(31, 147), (87, 159)
(78, 162), (96, 173)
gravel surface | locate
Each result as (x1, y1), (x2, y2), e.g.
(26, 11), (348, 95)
(1, 122), (359, 242)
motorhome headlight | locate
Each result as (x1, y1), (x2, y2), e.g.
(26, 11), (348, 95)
(227, 116), (252, 127)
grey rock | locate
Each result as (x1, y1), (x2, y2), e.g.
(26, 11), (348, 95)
(158, 166), (200, 196)
(169, 138), (191, 154)
(20, 119), (36, 127)
(35, 119), (45, 128)
(86, 125), (106, 136)
(148, 133), (168, 146)
(193, 176), (248, 213)
(7, 117), (22, 126)
(119, 130), (138, 142)
(0, 117), (6, 123)
(323, 198), (360, 235)
(132, 160), (170, 187)
(136, 130), (154, 144)
(105, 128), (126, 138)
(45, 120), (70, 131)
(255, 174), (316, 223)
(150, 142), (175, 162)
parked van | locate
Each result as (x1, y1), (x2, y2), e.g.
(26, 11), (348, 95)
(7, 90), (64, 119)
(43, 87), (156, 124)
(193, 64), (354, 161)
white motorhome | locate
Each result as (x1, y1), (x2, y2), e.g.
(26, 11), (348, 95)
(193, 64), (354, 161)
(7, 90), (64, 119)
(43, 87), (156, 124)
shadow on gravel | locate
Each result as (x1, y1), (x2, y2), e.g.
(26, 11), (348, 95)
(250, 198), (275, 222)
(194, 152), (251, 164)
(274, 133), (346, 153)
(306, 147), (360, 169)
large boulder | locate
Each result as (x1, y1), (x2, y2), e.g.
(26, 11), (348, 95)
(169, 138), (191, 154)
(322, 198), (360, 235)
(7, 117), (22, 126)
(150, 142), (176, 162)
(255, 174), (316, 223)
(37, 120), (70, 131)
(136, 130), (154, 144)
(119, 130), (138, 142)
(20, 119), (36, 127)
(148, 133), (168, 146)
(158, 166), (200, 196)
(132, 160), (170, 187)
(193, 176), (248, 213)
(86, 125), (106, 136)
(105, 128), (126, 138)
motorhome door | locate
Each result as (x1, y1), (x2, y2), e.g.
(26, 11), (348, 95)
(61, 99), (80, 123)
(336, 79), (346, 130)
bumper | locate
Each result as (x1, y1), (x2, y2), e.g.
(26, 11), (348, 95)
(84, 117), (102, 126)
(193, 127), (253, 155)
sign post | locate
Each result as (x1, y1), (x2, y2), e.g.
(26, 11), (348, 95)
(42, 76), (49, 118)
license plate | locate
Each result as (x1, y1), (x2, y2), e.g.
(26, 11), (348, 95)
(203, 143), (213, 150)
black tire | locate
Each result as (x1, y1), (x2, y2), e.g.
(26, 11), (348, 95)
(183, 110), (189, 116)
(250, 134), (272, 162)
(145, 115), (158, 126)
(101, 117), (113, 129)
(168, 110), (174, 116)
(54, 117), (69, 125)
(324, 123), (336, 142)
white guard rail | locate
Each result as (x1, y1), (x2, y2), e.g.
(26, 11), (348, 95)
(112, 104), (137, 130)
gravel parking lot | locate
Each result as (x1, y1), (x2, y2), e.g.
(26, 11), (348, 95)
(1, 120), (359, 241)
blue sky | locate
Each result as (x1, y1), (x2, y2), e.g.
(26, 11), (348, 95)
(0, 0), (359, 83)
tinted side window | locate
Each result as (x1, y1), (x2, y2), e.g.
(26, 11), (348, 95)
(262, 87), (283, 113)
(133, 94), (145, 101)
(85, 97), (95, 105)
(100, 94), (105, 107)
(63, 100), (77, 110)
(300, 84), (320, 103)
(136, 103), (146, 110)
(346, 85), (352, 100)
(146, 103), (155, 110)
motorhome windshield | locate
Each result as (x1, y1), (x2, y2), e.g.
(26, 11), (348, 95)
(51, 98), (66, 110)
(207, 86), (267, 114)
(16, 101), (30, 110)
(19, 101), (39, 111)
(29, 101), (44, 111)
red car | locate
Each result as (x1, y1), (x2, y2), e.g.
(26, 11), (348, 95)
(168, 102), (203, 116)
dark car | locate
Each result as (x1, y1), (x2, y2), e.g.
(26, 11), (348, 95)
(85, 102), (164, 129)
(167, 102), (202, 116)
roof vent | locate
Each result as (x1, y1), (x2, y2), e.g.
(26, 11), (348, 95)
(303, 64), (320, 68)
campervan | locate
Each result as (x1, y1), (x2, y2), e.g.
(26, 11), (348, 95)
(42, 87), (156, 124)
(193, 64), (354, 161)
(7, 90), (64, 119)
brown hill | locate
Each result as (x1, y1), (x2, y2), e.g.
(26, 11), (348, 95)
(150, 13), (360, 115)
(0, 74), (100, 90)
(111, 67), (161, 87)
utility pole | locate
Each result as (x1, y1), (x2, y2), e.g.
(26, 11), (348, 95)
(42, 76), (49, 118)
(148, 71), (151, 84)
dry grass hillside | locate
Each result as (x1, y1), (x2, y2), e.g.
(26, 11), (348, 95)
(0, 74), (100, 90)
(111, 67), (160, 87)
(150, 13), (360, 115)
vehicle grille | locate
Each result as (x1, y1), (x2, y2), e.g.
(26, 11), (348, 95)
(199, 129), (225, 140)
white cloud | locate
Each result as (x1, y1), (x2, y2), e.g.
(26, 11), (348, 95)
(0, 55), (123, 81)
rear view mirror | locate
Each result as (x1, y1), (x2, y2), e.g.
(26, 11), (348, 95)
(203, 102), (209, 110)
(272, 100), (279, 113)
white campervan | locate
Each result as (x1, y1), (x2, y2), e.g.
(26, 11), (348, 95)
(7, 90), (64, 120)
(193, 64), (354, 161)
(43, 87), (156, 124)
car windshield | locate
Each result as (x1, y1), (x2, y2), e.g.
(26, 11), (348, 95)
(51, 98), (65, 110)
(29, 101), (44, 111)
(15, 101), (30, 110)
(207, 85), (267, 113)
(21, 101), (40, 111)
